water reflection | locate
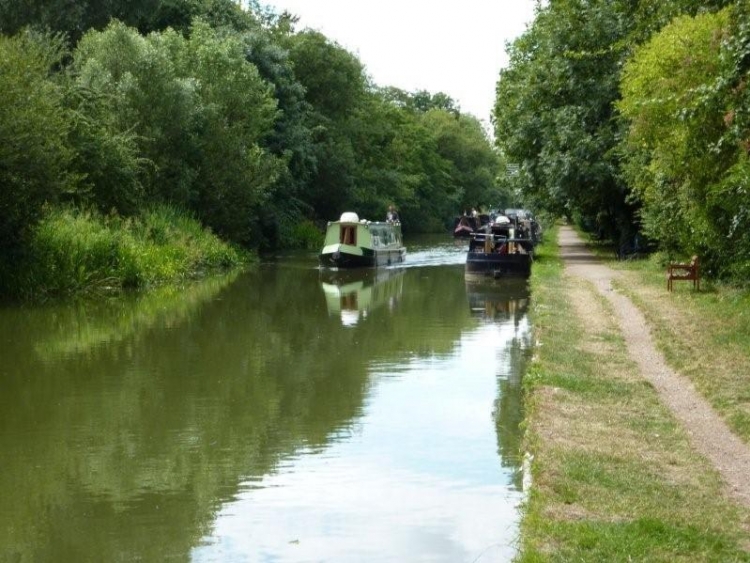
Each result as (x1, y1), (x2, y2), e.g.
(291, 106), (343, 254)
(194, 270), (532, 562)
(465, 278), (533, 489)
(320, 268), (405, 327)
(466, 278), (530, 324)
(0, 246), (532, 562)
(1, 275), (245, 562)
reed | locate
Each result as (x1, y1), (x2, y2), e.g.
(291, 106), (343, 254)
(3, 205), (246, 299)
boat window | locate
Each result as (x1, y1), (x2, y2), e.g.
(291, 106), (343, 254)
(340, 226), (356, 245)
(368, 227), (379, 247)
(342, 293), (357, 309)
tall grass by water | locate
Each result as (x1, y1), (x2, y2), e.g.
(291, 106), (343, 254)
(2, 206), (246, 299)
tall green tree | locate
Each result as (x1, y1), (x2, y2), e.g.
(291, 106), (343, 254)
(349, 91), (456, 230)
(182, 20), (282, 246)
(71, 20), (281, 246)
(706, 0), (750, 279)
(0, 32), (72, 257)
(241, 19), (317, 246)
(285, 30), (368, 221)
(423, 110), (499, 212)
(64, 85), (146, 216)
(0, 0), (160, 43)
(146, 0), (259, 35)
(73, 22), (202, 206)
(618, 7), (744, 275)
(345, 90), (421, 221)
(494, 0), (731, 242)
(494, 0), (634, 239)
(0, 0), (258, 43)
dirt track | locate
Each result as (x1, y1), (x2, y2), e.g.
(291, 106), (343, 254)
(558, 225), (750, 509)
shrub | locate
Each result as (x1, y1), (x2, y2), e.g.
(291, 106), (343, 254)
(3, 206), (246, 299)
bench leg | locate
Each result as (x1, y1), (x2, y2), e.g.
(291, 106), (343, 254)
(667, 277), (701, 291)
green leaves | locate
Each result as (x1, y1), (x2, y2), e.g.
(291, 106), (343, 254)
(1, 0), (505, 271)
(70, 20), (282, 246)
(493, 0), (747, 271)
(0, 32), (72, 255)
(495, 0), (633, 231)
(618, 8), (734, 266)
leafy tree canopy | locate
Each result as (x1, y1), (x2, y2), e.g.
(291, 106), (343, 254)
(618, 7), (745, 275)
(0, 32), (72, 255)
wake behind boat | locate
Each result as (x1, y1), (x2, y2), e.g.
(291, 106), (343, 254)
(319, 212), (406, 268)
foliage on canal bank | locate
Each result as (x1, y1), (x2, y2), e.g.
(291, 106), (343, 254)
(494, 1), (750, 285)
(0, 206), (246, 300)
(0, 8), (504, 275)
(519, 226), (750, 561)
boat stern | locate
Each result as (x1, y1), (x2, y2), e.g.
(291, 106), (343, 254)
(319, 244), (374, 268)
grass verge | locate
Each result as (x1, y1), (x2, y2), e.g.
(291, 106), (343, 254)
(578, 229), (750, 444)
(518, 225), (750, 561)
(1, 205), (248, 300)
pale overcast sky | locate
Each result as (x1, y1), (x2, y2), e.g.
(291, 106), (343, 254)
(262, 1), (537, 127)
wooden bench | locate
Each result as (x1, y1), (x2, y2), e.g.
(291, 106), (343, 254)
(667, 255), (700, 292)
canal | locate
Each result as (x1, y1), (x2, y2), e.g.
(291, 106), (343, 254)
(0, 235), (533, 562)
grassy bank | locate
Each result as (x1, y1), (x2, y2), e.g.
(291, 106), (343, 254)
(0, 206), (247, 300)
(582, 231), (750, 443)
(518, 226), (750, 561)
(610, 258), (750, 444)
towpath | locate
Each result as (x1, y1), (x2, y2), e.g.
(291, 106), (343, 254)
(558, 225), (750, 509)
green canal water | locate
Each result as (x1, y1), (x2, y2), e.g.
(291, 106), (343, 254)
(0, 236), (533, 562)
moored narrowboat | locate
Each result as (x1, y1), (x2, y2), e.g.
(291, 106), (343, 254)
(465, 218), (533, 279)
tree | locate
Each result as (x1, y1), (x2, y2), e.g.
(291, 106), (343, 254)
(0, 0), (161, 44)
(241, 21), (319, 246)
(422, 110), (499, 211)
(494, 0), (635, 239)
(287, 30), (366, 121)
(71, 20), (281, 246)
(73, 22), (202, 207)
(65, 79), (146, 215)
(0, 32), (72, 257)
(184, 20), (282, 246)
(146, 0), (259, 35)
(493, 0), (731, 242)
(0, 0), (260, 44)
(619, 8), (737, 273)
(284, 30), (368, 221)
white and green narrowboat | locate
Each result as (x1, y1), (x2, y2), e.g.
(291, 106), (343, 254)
(319, 212), (406, 268)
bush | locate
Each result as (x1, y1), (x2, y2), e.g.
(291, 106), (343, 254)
(0, 32), (72, 257)
(1, 205), (246, 299)
(287, 219), (324, 250)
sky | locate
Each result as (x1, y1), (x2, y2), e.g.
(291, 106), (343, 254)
(262, 0), (537, 128)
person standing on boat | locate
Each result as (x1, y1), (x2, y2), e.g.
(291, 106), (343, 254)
(386, 205), (400, 223)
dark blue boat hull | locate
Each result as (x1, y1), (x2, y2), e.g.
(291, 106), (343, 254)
(465, 252), (532, 278)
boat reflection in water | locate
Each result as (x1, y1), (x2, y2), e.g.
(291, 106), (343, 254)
(320, 267), (405, 327)
(466, 276), (532, 486)
(466, 277), (530, 326)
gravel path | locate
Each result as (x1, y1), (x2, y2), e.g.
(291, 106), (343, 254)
(559, 225), (750, 509)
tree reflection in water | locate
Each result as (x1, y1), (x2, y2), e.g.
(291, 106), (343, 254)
(0, 255), (532, 562)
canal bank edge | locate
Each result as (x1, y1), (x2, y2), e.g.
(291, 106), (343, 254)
(518, 224), (750, 561)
